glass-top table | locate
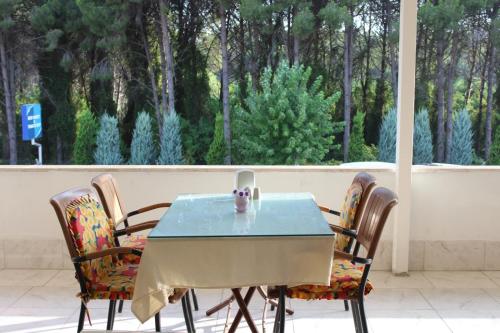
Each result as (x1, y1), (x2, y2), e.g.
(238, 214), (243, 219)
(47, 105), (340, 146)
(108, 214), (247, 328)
(133, 192), (335, 333)
(148, 192), (334, 238)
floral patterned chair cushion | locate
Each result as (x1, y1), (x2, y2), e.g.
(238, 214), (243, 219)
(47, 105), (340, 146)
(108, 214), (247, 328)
(120, 235), (147, 265)
(65, 195), (120, 286)
(335, 183), (363, 251)
(286, 260), (373, 301)
(89, 264), (137, 300)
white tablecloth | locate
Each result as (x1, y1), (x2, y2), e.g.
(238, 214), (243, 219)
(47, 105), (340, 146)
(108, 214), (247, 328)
(131, 235), (335, 323)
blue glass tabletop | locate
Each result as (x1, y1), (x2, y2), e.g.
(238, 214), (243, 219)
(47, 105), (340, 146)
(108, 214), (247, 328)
(149, 193), (334, 238)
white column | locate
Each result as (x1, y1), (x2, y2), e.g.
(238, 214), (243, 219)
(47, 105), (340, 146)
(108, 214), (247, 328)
(392, 0), (418, 274)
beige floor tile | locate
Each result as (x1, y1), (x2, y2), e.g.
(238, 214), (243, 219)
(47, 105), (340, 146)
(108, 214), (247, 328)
(369, 310), (452, 333)
(423, 271), (497, 289)
(438, 310), (500, 333)
(0, 307), (75, 333)
(44, 270), (79, 288)
(483, 271), (500, 287)
(420, 288), (500, 311)
(483, 288), (500, 303)
(369, 271), (433, 289)
(365, 288), (432, 311)
(0, 269), (58, 287)
(0, 286), (31, 311)
(11, 286), (80, 310)
(292, 309), (358, 333)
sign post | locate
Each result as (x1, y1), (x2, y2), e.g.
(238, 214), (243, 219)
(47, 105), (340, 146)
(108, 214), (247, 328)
(21, 104), (43, 165)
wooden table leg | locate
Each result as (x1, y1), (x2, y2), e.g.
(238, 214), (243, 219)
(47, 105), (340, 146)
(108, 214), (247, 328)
(228, 287), (258, 333)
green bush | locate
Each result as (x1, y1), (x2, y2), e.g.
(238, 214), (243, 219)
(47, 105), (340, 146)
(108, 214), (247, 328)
(378, 108), (397, 163)
(129, 112), (156, 165)
(234, 61), (341, 165)
(413, 108), (433, 165)
(206, 113), (227, 164)
(72, 106), (98, 164)
(349, 111), (376, 162)
(94, 113), (123, 165)
(488, 126), (500, 165)
(158, 112), (184, 165)
(450, 109), (473, 165)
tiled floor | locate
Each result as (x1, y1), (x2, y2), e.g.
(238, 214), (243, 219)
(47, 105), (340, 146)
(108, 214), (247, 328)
(1, 269), (500, 332)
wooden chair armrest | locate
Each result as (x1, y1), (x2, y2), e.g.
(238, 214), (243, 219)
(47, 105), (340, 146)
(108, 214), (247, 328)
(318, 205), (341, 216)
(127, 202), (171, 218)
(334, 250), (372, 265)
(72, 247), (142, 263)
(114, 220), (158, 237)
(329, 225), (357, 238)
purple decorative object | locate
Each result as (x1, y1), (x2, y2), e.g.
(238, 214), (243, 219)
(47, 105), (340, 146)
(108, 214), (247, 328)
(233, 187), (250, 212)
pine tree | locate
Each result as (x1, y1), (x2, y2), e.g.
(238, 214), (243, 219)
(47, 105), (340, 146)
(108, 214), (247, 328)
(234, 61), (342, 165)
(157, 112), (184, 165)
(129, 111), (155, 165)
(450, 109), (473, 165)
(94, 113), (123, 165)
(349, 111), (375, 162)
(378, 108), (397, 163)
(206, 113), (227, 165)
(72, 106), (98, 164)
(489, 127), (500, 165)
(413, 108), (433, 165)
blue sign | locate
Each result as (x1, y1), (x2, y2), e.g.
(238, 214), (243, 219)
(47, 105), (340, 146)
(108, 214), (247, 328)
(21, 104), (42, 141)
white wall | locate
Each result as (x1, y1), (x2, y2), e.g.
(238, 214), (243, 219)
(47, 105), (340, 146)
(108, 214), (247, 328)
(0, 165), (499, 270)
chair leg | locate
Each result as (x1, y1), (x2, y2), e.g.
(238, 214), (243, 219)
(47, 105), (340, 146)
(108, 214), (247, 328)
(155, 312), (161, 332)
(106, 300), (116, 330)
(181, 296), (192, 333)
(77, 302), (85, 333)
(190, 288), (199, 311)
(350, 300), (361, 333)
(273, 286), (286, 333)
(185, 292), (196, 332)
(344, 300), (349, 311)
(205, 295), (234, 316)
(278, 286), (286, 333)
(118, 300), (124, 313)
(358, 297), (368, 333)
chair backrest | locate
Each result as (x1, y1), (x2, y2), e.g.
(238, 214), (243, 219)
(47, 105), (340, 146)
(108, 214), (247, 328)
(50, 187), (117, 283)
(335, 172), (377, 251)
(355, 187), (398, 259)
(91, 173), (127, 224)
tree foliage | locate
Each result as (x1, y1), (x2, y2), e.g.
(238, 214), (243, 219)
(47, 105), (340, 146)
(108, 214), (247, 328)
(72, 105), (97, 164)
(349, 111), (376, 162)
(450, 109), (474, 165)
(158, 112), (183, 165)
(129, 112), (155, 165)
(0, 0), (498, 166)
(234, 62), (341, 165)
(378, 108), (397, 163)
(413, 108), (433, 165)
(489, 126), (500, 165)
(94, 113), (123, 165)
(206, 112), (227, 165)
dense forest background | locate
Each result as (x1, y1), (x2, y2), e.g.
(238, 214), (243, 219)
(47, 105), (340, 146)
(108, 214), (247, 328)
(0, 0), (498, 165)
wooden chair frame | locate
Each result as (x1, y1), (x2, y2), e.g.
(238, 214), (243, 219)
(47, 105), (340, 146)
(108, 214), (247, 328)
(317, 172), (376, 312)
(271, 187), (398, 333)
(50, 187), (195, 333)
(91, 174), (199, 313)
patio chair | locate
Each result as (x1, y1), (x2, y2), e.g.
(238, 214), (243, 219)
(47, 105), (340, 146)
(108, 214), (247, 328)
(91, 173), (199, 313)
(317, 172), (376, 311)
(50, 187), (195, 333)
(269, 187), (398, 333)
